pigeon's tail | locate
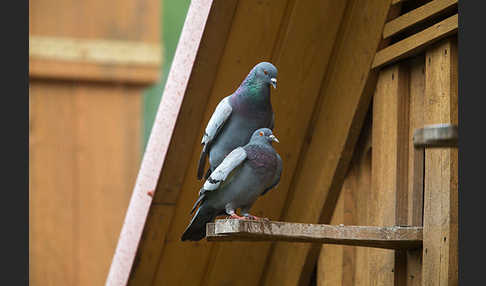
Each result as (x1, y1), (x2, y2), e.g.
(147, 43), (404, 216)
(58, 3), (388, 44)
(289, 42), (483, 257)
(181, 205), (216, 241)
(197, 144), (209, 180)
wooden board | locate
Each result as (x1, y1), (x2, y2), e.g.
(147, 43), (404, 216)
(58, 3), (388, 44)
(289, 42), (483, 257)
(372, 14), (458, 69)
(383, 0), (458, 39)
(106, 1), (235, 285)
(369, 64), (410, 286)
(317, 191), (345, 286)
(207, 220), (422, 249)
(422, 38), (458, 286)
(29, 81), (142, 286)
(261, 1), (393, 285)
(406, 56), (426, 286)
(30, 82), (77, 286)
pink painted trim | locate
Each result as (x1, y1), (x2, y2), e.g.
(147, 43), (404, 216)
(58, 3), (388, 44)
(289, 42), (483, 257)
(105, 1), (214, 285)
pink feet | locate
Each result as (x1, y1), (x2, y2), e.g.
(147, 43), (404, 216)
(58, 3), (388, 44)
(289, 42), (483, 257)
(228, 213), (246, 220)
(243, 214), (269, 221)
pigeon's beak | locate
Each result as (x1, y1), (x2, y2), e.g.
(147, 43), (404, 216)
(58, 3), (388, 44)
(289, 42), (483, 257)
(270, 78), (277, 89)
(269, 134), (279, 143)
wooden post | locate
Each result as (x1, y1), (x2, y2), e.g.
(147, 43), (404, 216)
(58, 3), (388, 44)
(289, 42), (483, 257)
(422, 38), (458, 286)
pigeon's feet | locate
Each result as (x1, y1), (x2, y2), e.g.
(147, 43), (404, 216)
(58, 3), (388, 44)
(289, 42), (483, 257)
(228, 213), (247, 220)
(243, 214), (269, 221)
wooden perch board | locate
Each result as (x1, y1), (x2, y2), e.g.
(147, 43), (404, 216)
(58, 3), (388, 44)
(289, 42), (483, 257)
(206, 219), (422, 250)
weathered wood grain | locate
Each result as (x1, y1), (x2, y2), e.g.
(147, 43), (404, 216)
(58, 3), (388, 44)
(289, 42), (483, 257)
(372, 14), (458, 69)
(207, 220), (423, 249)
(369, 64), (410, 286)
(422, 38), (458, 286)
(383, 0), (458, 39)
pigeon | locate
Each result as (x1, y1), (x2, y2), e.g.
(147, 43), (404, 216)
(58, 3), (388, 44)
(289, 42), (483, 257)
(182, 128), (283, 241)
(197, 62), (278, 180)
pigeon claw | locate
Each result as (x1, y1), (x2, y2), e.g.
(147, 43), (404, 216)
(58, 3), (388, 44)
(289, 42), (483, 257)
(228, 213), (246, 220)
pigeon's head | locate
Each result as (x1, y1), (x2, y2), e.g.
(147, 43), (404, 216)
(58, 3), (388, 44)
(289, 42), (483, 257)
(252, 62), (278, 89)
(251, 128), (279, 144)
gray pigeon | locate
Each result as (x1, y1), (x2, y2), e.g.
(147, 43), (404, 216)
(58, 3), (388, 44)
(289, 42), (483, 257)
(182, 128), (283, 241)
(197, 62), (278, 180)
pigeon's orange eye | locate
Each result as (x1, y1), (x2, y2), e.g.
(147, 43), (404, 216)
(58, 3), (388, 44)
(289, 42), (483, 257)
(263, 69), (268, 75)
(259, 131), (264, 136)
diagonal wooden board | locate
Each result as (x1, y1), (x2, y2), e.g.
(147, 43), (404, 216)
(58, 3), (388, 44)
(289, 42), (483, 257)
(261, 0), (394, 285)
(105, 1), (237, 285)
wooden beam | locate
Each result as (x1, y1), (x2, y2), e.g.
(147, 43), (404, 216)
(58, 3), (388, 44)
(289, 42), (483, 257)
(413, 123), (458, 148)
(369, 63), (410, 285)
(105, 1), (231, 285)
(383, 0), (458, 39)
(206, 220), (423, 249)
(372, 14), (458, 69)
(261, 1), (393, 285)
(422, 38), (458, 286)
(406, 56), (426, 286)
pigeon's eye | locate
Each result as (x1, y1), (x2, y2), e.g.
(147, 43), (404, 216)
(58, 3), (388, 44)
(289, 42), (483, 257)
(263, 69), (268, 75)
(259, 131), (264, 136)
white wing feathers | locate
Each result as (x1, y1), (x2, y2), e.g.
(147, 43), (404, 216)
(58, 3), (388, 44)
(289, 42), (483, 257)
(201, 96), (232, 145)
(203, 147), (247, 191)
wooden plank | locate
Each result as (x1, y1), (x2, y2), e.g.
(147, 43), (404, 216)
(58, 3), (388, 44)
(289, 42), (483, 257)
(372, 14), (457, 69)
(127, 205), (175, 285)
(29, 58), (161, 85)
(369, 64), (410, 286)
(413, 123), (458, 148)
(207, 220), (423, 249)
(29, 81), (77, 286)
(261, 1), (393, 285)
(383, 0), (458, 39)
(200, 1), (349, 285)
(406, 56), (426, 286)
(74, 84), (141, 286)
(29, 36), (162, 65)
(392, 0), (408, 5)
(422, 38), (458, 286)
(317, 191), (345, 286)
(105, 1), (225, 285)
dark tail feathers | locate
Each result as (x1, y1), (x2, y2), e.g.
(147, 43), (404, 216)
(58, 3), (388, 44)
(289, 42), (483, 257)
(181, 205), (216, 241)
(197, 144), (208, 180)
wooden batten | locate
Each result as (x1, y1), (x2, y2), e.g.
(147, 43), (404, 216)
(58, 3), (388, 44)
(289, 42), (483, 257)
(372, 14), (458, 69)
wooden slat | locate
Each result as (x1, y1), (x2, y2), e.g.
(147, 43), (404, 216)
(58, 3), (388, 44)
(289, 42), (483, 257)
(30, 82), (77, 286)
(383, 0), (458, 39)
(369, 64), (410, 285)
(392, 0), (408, 5)
(127, 205), (174, 285)
(30, 36), (162, 65)
(75, 84), (141, 286)
(105, 1), (226, 285)
(29, 58), (161, 85)
(317, 191), (345, 286)
(261, 1), (395, 285)
(372, 14), (458, 69)
(207, 220), (423, 249)
(406, 56), (426, 286)
(199, 1), (349, 285)
(413, 123), (458, 148)
(422, 38), (458, 286)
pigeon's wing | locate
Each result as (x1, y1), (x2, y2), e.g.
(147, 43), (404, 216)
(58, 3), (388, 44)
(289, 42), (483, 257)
(202, 96), (233, 146)
(197, 96), (233, 179)
(261, 153), (282, 196)
(191, 147), (246, 214)
(203, 147), (247, 191)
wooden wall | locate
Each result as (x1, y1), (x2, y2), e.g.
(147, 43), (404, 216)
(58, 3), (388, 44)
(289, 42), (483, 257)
(316, 37), (457, 286)
(29, 0), (160, 285)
